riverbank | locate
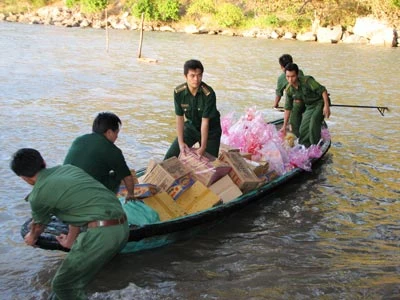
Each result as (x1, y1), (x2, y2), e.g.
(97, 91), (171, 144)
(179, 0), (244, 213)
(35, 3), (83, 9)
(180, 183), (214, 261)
(0, 2), (398, 47)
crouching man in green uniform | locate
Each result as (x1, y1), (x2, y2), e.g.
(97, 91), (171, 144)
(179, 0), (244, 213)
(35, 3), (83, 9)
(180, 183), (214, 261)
(274, 54), (305, 137)
(11, 148), (129, 300)
(164, 59), (222, 159)
(64, 112), (136, 201)
(282, 63), (331, 147)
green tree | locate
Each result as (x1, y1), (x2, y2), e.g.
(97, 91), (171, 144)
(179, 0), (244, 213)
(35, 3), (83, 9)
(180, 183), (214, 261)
(215, 3), (244, 27)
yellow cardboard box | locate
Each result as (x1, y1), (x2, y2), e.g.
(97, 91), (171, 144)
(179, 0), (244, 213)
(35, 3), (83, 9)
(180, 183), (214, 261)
(209, 175), (243, 203)
(142, 192), (187, 221)
(219, 151), (262, 193)
(140, 157), (191, 191)
(176, 181), (222, 214)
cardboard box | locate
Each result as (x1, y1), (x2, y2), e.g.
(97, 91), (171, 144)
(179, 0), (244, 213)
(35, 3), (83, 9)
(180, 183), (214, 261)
(167, 174), (196, 200)
(118, 183), (160, 199)
(179, 149), (231, 186)
(245, 159), (270, 177)
(219, 143), (240, 154)
(140, 157), (191, 191)
(258, 170), (279, 184)
(219, 151), (262, 193)
(209, 175), (243, 203)
(176, 181), (222, 214)
(142, 192), (187, 221)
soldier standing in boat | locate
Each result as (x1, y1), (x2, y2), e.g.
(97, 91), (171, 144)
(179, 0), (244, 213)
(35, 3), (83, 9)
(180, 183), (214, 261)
(273, 54), (305, 137)
(281, 63), (331, 147)
(164, 59), (222, 159)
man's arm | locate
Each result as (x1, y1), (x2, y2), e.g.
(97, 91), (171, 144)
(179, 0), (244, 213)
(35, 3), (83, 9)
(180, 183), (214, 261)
(176, 115), (187, 154)
(197, 118), (210, 156)
(280, 109), (291, 136)
(122, 174), (136, 200)
(273, 95), (281, 108)
(56, 225), (80, 249)
(322, 90), (331, 118)
(24, 221), (45, 246)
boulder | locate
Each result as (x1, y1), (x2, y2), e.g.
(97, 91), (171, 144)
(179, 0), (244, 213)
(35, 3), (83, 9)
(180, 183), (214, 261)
(316, 25), (343, 43)
(296, 32), (316, 42)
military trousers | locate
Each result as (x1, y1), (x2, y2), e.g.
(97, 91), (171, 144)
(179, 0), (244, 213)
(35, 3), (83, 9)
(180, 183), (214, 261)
(164, 122), (222, 160)
(289, 101), (305, 137)
(49, 222), (129, 300)
(299, 101), (324, 147)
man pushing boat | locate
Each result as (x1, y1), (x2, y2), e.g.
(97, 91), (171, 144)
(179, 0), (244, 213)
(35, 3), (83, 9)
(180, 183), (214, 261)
(11, 148), (129, 300)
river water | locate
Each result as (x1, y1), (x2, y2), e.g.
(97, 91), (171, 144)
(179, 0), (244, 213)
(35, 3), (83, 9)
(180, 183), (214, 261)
(0, 22), (399, 300)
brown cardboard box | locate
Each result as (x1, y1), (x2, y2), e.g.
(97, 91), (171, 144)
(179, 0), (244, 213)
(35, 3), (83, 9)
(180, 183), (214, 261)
(209, 175), (243, 203)
(176, 181), (221, 214)
(179, 149), (231, 186)
(140, 157), (191, 191)
(218, 143), (240, 155)
(219, 151), (262, 193)
(142, 192), (187, 221)
(245, 159), (270, 177)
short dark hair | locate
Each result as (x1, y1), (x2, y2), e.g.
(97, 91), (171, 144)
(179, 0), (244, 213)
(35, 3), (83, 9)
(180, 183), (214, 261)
(184, 59), (204, 76)
(279, 54), (293, 68)
(10, 148), (45, 177)
(285, 63), (299, 75)
(92, 112), (121, 134)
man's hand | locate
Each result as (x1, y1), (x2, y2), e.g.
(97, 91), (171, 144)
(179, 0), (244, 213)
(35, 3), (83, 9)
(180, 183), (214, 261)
(323, 105), (331, 119)
(24, 232), (38, 247)
(179, 143), (189, 155)
(125, 192), (136, 201)
(55, 225), (80, 249)
(56, 234), (74, 249)
(196, 146), (206, 157)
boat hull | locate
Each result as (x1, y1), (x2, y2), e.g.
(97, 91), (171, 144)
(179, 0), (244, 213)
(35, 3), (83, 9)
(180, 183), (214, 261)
(20, 118), (331, 253)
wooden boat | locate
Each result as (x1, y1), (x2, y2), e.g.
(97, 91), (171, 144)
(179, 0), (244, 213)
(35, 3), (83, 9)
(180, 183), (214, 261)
(20, 118), (331, 253)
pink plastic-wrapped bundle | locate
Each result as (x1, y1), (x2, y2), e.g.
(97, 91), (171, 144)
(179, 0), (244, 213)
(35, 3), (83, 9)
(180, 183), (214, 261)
(288, 145), (312, 171)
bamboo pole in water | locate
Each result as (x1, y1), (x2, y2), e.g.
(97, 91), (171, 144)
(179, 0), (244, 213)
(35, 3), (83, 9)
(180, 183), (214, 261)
(137, 13), (157, 63)
(105, 8), (109, 52)
(137, 13), (144, 58)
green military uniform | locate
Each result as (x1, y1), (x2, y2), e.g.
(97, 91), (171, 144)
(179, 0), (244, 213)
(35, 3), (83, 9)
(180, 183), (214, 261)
(64, 133), (131, 193)
(285, 75), (327, 147)
(164, 82), (221, 159)
(277, 69), (305, 137)
(29, 165), (129, 300)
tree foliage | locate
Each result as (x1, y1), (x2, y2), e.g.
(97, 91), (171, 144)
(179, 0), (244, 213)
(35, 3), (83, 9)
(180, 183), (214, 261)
(126, 0), (179, 21)
(65, 0), (108, 13)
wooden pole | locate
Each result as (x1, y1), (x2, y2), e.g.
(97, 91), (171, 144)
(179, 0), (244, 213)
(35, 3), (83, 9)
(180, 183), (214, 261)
(105, 8), (109, 52)
(137, 13), (144, 58)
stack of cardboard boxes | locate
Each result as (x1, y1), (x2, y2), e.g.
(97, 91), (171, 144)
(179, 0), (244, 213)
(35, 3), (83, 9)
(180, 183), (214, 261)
(126, 147), (277, 222)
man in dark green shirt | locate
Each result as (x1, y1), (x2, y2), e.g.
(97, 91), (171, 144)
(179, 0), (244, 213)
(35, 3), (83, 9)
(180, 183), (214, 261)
(64, 112), (136, 200)
(11, 148), (129, 300)
(282, 63), (331, 147)
(164, 59), (221, 159)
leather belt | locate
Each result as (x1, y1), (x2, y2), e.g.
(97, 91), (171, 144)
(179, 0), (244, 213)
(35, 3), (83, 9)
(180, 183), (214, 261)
(294, 99), (303, 103)
(87, 214), (127, 229)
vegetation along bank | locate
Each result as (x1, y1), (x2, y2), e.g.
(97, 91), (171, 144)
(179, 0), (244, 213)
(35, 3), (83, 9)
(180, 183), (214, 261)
(1, 0), (399, 47)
